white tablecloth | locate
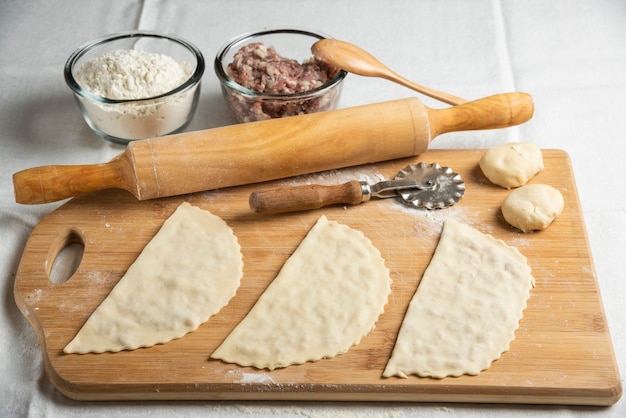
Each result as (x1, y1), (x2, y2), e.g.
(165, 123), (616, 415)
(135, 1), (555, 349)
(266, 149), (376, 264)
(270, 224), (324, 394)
(1, 0), (624, 416)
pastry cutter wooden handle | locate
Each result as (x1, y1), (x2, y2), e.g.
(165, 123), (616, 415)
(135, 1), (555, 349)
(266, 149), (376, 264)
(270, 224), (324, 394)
(249, 180), (400, 215)
(13, 93), (533, 205)
(250, 163), (465, 214)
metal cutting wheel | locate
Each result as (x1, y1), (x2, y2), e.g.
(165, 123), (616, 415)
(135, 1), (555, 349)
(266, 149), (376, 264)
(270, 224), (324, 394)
(394, 162), (465, 209)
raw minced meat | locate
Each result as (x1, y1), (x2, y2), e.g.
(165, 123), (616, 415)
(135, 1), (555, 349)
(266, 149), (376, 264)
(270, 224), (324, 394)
(224, 42), (342, 122)
(228, 42), (337, 94)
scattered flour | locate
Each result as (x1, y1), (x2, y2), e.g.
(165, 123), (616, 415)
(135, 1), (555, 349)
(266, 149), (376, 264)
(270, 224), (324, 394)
(264, 166), (477, 240)
(29, 288), (43, 303)
(232, 403), (409, 417)
(388, 199), (473, 238)
(276, 167), (386, 188)
(226, 369), (275, 384)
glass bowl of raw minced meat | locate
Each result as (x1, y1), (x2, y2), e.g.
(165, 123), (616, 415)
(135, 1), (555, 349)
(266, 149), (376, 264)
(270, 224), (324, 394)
(65, 31), (205, 144)
(215, 28), (347, 123)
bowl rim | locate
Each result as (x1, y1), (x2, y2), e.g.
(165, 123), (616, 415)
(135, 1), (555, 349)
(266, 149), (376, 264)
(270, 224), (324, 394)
(214, 27), (347, 99)
(64, 30), (205, 104)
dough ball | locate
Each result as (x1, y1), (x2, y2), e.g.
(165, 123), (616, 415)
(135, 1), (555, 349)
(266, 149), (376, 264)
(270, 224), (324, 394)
(479, 142), (544, 188)
(502, 184), (564, 232)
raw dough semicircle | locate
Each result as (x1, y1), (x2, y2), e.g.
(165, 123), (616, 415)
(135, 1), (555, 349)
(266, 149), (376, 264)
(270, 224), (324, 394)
(383, 219), (535, 379)
(64, 202), (243, 354)
(211, 215), (391, 370)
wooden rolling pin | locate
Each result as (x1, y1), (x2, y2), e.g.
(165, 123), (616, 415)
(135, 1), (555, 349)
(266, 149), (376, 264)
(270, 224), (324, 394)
(13, 93), (533, 204)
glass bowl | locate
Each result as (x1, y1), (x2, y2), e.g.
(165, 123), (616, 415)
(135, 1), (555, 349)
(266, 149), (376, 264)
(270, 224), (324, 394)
(215, 28), (347, 123)
(65, 31), (205, 145)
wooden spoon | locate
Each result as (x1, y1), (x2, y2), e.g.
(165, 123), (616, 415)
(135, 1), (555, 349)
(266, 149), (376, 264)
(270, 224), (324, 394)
(312, 38), (467, 106)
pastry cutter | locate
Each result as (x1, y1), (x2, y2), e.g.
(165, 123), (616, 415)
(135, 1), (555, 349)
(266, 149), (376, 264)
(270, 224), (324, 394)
(249, 162), (465, 215)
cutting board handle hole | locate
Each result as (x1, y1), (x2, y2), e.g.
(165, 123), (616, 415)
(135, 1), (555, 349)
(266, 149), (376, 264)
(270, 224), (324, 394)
(49, 229), (84, 284)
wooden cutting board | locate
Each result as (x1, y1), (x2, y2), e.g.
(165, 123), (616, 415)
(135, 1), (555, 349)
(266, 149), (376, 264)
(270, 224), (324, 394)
(14, 149), (622, 404)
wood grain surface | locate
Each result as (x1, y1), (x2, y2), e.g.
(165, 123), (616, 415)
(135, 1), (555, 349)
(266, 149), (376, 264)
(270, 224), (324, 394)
(13, 149), (622, 404)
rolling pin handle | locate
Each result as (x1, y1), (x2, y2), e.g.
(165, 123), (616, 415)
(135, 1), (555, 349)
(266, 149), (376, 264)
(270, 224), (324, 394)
(428, 92), (534, 138)
(12, 157), (132, 205)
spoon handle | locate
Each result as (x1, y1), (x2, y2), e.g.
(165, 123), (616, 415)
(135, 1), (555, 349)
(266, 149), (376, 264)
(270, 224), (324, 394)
(382, 71), (467, 106)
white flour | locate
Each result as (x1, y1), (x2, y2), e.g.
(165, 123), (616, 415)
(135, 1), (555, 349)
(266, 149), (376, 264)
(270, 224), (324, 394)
(76, 50), (193, 100)
(74, 49), (198, 141)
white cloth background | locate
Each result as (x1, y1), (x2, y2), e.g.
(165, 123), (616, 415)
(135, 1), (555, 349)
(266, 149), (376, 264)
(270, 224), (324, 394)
(1, 0), (624, 416)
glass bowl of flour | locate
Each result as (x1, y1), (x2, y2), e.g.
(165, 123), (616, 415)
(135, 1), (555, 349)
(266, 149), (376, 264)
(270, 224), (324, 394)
(65, 31), (204, 144)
